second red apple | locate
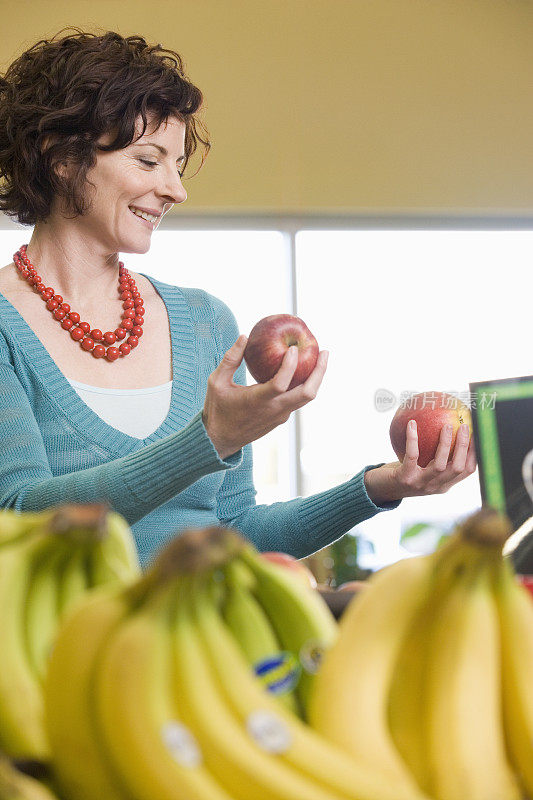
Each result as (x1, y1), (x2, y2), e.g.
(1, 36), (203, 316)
(244, 314), (319, 390)
(389, 391), (472, 468)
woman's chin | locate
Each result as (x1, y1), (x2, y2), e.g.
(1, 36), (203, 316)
(119, 237), (152, 256)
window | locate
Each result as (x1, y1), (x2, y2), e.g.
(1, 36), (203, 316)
(296, 229), (533, 566)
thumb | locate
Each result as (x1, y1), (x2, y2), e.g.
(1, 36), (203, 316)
(218, 334), (248, 376)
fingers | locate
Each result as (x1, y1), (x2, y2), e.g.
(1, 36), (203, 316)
(302, 350), (329, 392)
(396, 421), (477, 499)
(448, 432), (477, 483)
(285, 350), (329, 407)
(465, 434), (478, 473)
(432, 424), (454, 471)
(264, 345), (299, 394)
(217, 335), (248, 379)
(403, 420), (420, 470)
(424, 424), (476, 494)
(449, 423), (472, 472)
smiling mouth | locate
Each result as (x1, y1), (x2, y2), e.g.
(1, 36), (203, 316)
(129, 206), (160, 229)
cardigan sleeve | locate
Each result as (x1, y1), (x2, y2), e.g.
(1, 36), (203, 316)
(0, 331), (242, 524)
(211, 298), (401, 559)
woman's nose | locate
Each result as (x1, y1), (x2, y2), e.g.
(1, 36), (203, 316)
(160, 168), (187, 205)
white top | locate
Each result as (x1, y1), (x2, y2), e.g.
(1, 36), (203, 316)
(67, 378), (173, 439)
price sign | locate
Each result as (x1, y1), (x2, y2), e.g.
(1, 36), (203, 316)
(470, 375), (533, 572)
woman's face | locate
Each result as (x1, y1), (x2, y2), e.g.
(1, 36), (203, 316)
(62, 112), (188, 255)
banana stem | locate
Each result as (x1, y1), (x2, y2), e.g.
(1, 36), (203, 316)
(457, 508), (513, 549)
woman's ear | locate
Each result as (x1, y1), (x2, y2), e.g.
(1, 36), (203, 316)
(54, 161), (70, 179)
(39, 133), (70, 178)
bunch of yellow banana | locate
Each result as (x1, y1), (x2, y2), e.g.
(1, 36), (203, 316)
(309, 507), (533, 800)
(0, 755), (59, 800)
(0, 503), (140, 763)
(45, 525), (430, 800)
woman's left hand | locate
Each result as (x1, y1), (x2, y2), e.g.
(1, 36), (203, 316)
(363, 420), (477, 506)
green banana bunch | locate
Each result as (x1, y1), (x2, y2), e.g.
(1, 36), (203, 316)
(0, 510), (56, 549)
(0, 756), (59, 800)
(88, 508), (141, 585)
(0, 531), (55, 760)
(56, 546), (88, 620)
(221, 559), (301, 714)
(24, 537), (71, 683)
(237, 544), (338, 717)
(28, 506), (139, 683)
(0, 503), (140, 761)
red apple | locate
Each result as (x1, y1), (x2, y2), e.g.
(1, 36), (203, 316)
(244, 314), (319, 390)
(260, 551), (318, 589)
(389, 391), (472, 469)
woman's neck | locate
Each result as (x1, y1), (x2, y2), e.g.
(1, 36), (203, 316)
(25, 221), (123, 309)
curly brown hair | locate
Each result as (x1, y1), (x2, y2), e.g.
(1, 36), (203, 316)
(0, 27), (210, 225)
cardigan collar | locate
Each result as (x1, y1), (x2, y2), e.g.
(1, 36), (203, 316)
(0, 273), (198, 457)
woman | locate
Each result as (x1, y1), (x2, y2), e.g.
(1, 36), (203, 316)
(0, 29), (476, 566)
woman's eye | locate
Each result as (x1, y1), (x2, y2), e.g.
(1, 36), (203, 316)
(139, 158), (184, 177)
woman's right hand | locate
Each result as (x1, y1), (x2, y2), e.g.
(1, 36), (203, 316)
(202, 334), (329, 460)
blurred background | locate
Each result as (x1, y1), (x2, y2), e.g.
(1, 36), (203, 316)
(2, 0), (533, 580)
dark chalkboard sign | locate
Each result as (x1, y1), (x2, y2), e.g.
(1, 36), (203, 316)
(470, 375), (533, 572)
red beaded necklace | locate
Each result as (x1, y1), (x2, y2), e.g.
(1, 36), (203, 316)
(13, 244), (145, 363)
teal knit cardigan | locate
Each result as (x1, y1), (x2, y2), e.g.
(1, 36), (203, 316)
(0, 274), (399, 567)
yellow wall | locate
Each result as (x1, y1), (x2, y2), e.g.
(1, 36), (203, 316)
(2, 0), (533, 215)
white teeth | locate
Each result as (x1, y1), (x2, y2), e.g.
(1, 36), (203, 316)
(129, 206), (158, 224)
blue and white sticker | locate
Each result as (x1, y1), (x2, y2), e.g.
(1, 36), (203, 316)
(253, 651), (301, 695)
